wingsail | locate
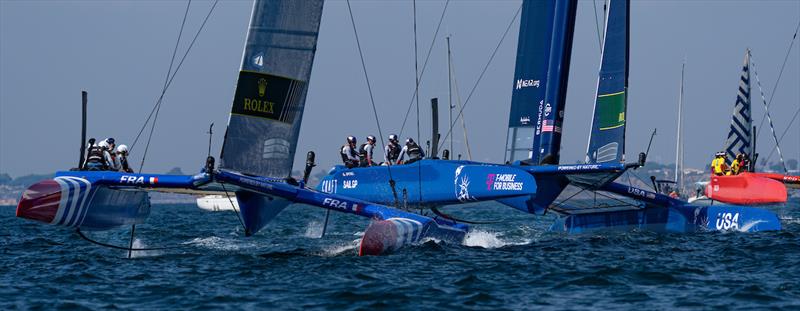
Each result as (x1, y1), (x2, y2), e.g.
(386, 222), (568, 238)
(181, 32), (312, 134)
(586, 0), (629, 164)
(220, 0), (324, 178)
(722, 49), (753, 161)
(505, 0), (555, 163)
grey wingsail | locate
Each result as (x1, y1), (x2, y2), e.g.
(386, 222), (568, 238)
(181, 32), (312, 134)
(220, 0), (324, 178)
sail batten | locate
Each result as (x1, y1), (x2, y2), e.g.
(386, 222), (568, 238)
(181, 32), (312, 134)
(586, 0), (629, 164)
(220, 0), (325, 178)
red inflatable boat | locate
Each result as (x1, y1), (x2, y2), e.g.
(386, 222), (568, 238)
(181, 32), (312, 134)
(706, 172), (787, 205)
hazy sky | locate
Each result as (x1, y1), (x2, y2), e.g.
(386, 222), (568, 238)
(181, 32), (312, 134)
(1, 0), (798, 177)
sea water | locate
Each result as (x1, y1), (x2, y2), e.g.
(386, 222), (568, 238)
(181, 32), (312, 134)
(2, 199), (800, 309)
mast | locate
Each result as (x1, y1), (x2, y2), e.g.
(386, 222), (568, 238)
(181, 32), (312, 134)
(675, 61), (685, 191)
(447, 36), (453, 155)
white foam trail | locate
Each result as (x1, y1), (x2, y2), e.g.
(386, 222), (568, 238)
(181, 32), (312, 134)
(130, 238), (162, 258)
(320, 239), (359, 256)
(304, 220), (324, 238)
(186, 236), (257, 251)
(463, 230), (531, 249)
(738, 220), (766, 232)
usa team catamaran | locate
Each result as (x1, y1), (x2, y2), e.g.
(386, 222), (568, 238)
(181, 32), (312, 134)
(17, 0), (782, 257)
(697, 49), (800, 205)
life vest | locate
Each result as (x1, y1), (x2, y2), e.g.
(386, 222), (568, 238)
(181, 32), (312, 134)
(386, 143), (401, 162)
(358, 143), (368, 161)
(341, 144), (358, 167)
(86, 145), (108, 170)
(406, 142), (422, 160)
(712, 157), (727, 175)
(729, 159), (741, 175)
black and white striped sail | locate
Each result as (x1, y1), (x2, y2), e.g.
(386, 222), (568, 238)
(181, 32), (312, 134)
(220, 0), (324, 178)
(723, 50), (753, 160)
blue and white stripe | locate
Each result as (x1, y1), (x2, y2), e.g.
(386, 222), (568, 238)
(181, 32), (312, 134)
(387, 218), (423, 247)
(724, 50), (753, 160)
(51, 176), (93, 228)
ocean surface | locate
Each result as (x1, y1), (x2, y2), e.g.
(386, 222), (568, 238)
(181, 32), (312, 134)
(2, 199), (800, 310)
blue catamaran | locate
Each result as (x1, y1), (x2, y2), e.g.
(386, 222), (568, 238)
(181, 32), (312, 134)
(16, 0), (781, 257)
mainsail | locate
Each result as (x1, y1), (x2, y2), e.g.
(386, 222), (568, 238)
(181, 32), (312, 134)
(504, 0), (555, 163)
(722, 49), (753, 161)
(220, 0), (324, 178)
(586, 0), (629, 164)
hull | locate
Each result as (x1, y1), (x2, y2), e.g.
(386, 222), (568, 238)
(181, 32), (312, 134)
(318, 159), (538, 208)
(196, 195), (239, 211)
(359, 217), (468, 256)
(551, 203), (781, 233)
(17, 176), (150, 231)
(706, 172), (787, 205)
(753, 172), (800, 189)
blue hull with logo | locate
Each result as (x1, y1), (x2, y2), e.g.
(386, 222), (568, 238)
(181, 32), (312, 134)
(318, 159), (542, 210)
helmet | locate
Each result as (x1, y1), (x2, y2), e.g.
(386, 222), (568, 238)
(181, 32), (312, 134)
(388, 134), (398, 143)
(715, 151), (725, 157)
(105, 138), (115, 145)
(366, 135), (376, 143)
(347, 136), (357, 144)
(116, 144), (129, 155)
(98, 140), (110, 150)
(405, 138), (414, 144)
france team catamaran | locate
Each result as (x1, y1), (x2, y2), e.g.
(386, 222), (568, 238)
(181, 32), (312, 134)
(700, 49), (799, 205)
(17, 0), (782, 257)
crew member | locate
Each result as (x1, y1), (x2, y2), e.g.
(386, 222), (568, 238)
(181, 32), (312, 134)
(115, 144), (134, 173)
(741, 153), (751, 172)
(358, 135), (377, 167)
(398, 137), (425, 164)
(384, 134), (401, 165)
(340, 136), (359, 168)
(711, 152), (728, 176)
(728, 153), (744, 176)
(83, 139), (114, 171)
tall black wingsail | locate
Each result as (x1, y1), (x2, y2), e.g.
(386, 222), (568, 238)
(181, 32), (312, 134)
(220, 0), (324, 178)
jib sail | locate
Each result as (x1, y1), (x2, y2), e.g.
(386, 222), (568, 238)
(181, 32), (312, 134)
(586, 0), (629, 164)
(220, 0), (324, 178)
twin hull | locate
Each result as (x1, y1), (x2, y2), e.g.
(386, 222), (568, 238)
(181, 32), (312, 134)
(317, 159), (539, 208)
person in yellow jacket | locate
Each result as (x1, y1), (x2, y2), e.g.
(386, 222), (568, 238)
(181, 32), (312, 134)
(711, 152), (729, 176)
(728, 153), (744, 176)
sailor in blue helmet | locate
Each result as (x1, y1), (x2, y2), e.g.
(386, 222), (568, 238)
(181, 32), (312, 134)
(358, 135), (377, 167)
(340, 136), (360, 168)
(398, 137), (425, 164)
(384, 134), (401, 165)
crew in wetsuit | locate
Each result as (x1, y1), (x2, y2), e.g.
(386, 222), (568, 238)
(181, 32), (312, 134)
(358, 135), (377, 167)
(398, 138), (425, 164)
(340, 136), (359, 168)
(384, 134), (401, 165)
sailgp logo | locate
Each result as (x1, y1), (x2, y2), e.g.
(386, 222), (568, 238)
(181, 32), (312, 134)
(516, 79), (540, 90)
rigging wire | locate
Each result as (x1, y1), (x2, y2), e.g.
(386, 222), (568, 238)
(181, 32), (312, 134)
(592, 0), (603, 52)
(397, 0), (452, 137)
(755, 20), (799, 142)
(750, 54), (788, 173)
(764, 105), (800, 165)
(447, 48), (473, 159)
(345, 0), (400, 206)
(130, 0), (193, 152)
(438, 3), (522, 152)
(134, 0), (220, 172)
(220, 182), (247, 230)
(412, 0), (423, 206)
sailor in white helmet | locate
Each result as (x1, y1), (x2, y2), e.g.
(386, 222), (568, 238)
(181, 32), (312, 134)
(384, 134), (401, 165)
(397, 137), (425, 164)
(340, 136), (360, 168)
(115, 144), (134, 173)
